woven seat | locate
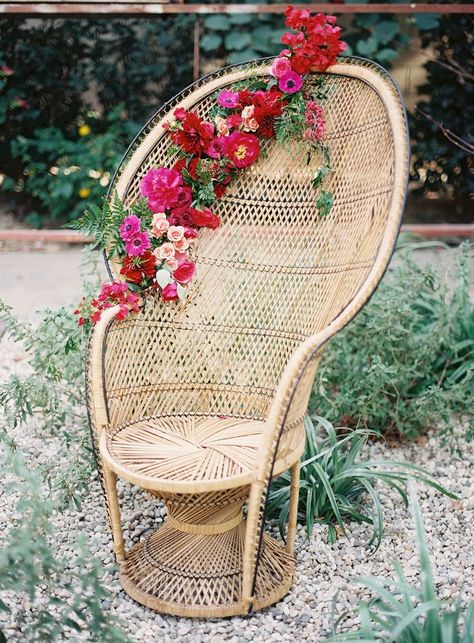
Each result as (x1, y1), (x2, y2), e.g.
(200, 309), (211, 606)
(101, 415), (302, 493)
(86, 56), (409, 617)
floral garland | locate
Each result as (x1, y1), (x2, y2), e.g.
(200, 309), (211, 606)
(74, 6), (346, 328)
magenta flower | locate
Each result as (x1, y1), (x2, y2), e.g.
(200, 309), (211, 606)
(119, 215), (141, 241)
(217, 90), (240, 109)
(125, 231), (151, 257)
(278, 70), (303, 94)
(140, 167), (183, 212)
(205, 136), (228, 159)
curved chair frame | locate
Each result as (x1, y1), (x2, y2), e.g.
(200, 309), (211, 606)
(86, 56), (409, 617)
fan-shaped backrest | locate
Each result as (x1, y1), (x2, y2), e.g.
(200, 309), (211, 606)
(102, 58), (408, 428)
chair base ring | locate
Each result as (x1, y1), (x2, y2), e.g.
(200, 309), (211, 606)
(119, 519), (295, 617)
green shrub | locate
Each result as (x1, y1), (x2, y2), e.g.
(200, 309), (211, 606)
(8, 107), (137, 225)
(0, 446), (128, 642)
(328, 485), (474, 642)
(268, 416), (455, 547)
(312, 244), (474, 443)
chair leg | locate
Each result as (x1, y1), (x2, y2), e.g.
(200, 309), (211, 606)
(286, 460), (300, 555)
(102, 461), (126, 562)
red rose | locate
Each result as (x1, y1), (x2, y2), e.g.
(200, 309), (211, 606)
(168, 206), (196, 228)
(173, 259), (196, 285)
(226, 131), (260, 168)
(192, 207), (221, 229)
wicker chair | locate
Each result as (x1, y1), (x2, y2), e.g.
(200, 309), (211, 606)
(86, 57), (408, 617)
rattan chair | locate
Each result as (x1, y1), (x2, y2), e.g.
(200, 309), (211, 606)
(86, 57), (408, 617)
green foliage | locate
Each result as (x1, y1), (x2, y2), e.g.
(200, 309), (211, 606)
(8, 108), (137, 226)
(0, 249), (102, 508)
(328, 486), (474, 642)
(268, 417), (455, 548)
(0, 18), (194, 224)
(0, 446), (128, 642)
(410, 14), (473, 198)
(312, 244), (474, 443)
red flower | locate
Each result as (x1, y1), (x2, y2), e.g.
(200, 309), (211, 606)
(120, 251), (156, 285)
(253, 88), (285, 138)
(226, 131), (260, 168)
(173, 259), (196, 285)
(161, 282), (179, 302)
(226, 114), (242, 129)
(170, 112), (214, 156)
(192, 207), (221, 229)
(168, 206), (196, 228)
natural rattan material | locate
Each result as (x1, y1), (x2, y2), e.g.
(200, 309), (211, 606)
(86, 57), (409, 617)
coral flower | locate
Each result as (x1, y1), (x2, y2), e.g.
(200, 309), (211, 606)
(278, 70), (303, 94)
(125, 231), (151, 257)
(119, 214), (141, 241)
(217, 90), (240, 109)
(226, 131), (260, 168)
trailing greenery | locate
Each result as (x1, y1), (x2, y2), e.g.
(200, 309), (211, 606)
(268, 416), (456, 547)
(312, 243), (474, 443)
(328, 486), (474, 642)
(0, 446), (128, 642)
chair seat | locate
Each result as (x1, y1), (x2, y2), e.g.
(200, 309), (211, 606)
(100, 415), (266, 493)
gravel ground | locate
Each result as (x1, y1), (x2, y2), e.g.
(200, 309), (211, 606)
(0, 332), (473, 643)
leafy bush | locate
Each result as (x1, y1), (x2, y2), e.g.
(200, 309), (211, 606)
(0, 446), (128, 642)
(8, 107), (137, 225)
(268, 416), (455, 547)
(0, 18), (194, 223)
(312, 244), (474, 442)
(328, 486), (474, 642)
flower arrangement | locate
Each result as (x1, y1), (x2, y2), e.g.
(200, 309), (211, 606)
(72, 6), (346, 328)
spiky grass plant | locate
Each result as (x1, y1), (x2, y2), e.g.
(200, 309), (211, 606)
(328, 485), (474, 642)
(268, 416), (456, 547)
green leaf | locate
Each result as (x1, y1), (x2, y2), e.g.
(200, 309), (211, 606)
(376, 48), (398, 65)
(200, 34), (223, 53)
(373, 20), (399, 45)
(204, 15), (231, 31)
(229, 49), (260, 65)
(229, 14), (253, 26)
(224, 32), (252, 52)
(156, 269), (171, 289)
(177, 284), (187, 302)
(414, 13), (440, 31)
(356, 36), (379, 56)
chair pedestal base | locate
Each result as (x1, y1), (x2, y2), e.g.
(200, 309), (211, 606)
(118, 489), (295, 617)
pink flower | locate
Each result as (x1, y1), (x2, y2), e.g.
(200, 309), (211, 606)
(205, 136), (228, 159)
(278, 70), (303, 94)
(174, 107), (187, 121)
(184, 227), (199, 240)
(174, 237), (189, 252)
(165, 257), (179, 271)
(167, 225), (185, 242)
(150, 213), (169, 238)
(175, 186), (193, 208)
(155, 242), (175, 261)
(173, 260), (196, 285)
(140, 167), (183, 212)
(161, 281), (179, 302)
(215, 116), (229, 136)
(226, 114), (242, 129)
(125, 231), (151, 257)
(119, 215), (141, 241)
(270, 56), (292, 79)
(217, 90), (240, 109)
(226, 131), (260, 168)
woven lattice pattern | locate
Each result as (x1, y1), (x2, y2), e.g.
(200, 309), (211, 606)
(86, 57), (408, 617)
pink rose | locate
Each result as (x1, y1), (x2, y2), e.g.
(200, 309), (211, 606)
(173, 260), (196, 285)
(174, 237), (189, 252)
(161, 281), (179, 302)
(151, 213), (169, 238)
(165, 257), (179, 271)
(271, 56), (292, 79)
(215, 116), (229, 136)
(155, 242), (175, 261)
(167, 225), (185, 242)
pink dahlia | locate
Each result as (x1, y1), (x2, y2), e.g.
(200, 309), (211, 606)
(119, 214), (141, 241)
(140, 167), (183, 212)
(217, 90), (240, 109)
(125, 231), (151, 257)
(278, 70), (303, 94)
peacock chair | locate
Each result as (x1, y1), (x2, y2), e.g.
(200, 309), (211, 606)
(86, 56), (408, 618)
